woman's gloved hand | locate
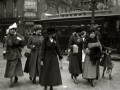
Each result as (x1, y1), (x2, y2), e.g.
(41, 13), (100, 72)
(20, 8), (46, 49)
(17, 37), (22, 41)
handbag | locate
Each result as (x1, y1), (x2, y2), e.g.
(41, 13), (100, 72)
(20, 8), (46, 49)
(73, 44), (78, 53)
(66, 49), (70, 61)
(24, 48), (31, 58)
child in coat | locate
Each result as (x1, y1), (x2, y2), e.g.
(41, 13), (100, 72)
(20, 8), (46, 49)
(100, 47), (114, 79)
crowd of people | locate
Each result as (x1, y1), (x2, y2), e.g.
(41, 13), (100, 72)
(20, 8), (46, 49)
(2, 23), (114, 90)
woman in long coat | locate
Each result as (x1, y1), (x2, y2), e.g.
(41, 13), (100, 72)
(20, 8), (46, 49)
(27, 25), (44, 84)
(39, 28), (63, 90)
(68, 27), (83, 84)
(4, 23), (25, 87)
(82, 27), (102, 87)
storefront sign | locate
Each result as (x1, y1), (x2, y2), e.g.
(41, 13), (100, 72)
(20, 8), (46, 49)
(25, 22), (34, 25)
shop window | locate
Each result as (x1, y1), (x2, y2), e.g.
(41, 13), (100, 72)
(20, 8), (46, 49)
(24, 0), (37, 17)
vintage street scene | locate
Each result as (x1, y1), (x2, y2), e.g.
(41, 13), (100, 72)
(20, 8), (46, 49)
(0, 0), (120, 90)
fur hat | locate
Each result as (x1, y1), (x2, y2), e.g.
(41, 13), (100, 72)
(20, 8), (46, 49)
(9, 23), (17, 30)
(33, 25), (42, 31)
(46, 28), (57, 34)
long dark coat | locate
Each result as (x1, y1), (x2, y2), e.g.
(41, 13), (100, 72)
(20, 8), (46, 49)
(68, 34), (83, 75)
(4, 33), (25, 78)
(27, 35), (44, 78)
(40, 37), (63, 86)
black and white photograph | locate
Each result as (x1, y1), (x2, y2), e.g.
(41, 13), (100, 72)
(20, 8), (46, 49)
(0, 0), (120, 90)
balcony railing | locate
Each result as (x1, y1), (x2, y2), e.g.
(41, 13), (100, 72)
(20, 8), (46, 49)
(41, 10), (112, 20)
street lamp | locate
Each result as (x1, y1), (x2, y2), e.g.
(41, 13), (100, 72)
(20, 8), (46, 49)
(81, 0), (97, 25)
(81, 0), (99, 30)
(89, 0), (97, 25)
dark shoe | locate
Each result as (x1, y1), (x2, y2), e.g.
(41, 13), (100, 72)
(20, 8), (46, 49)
(44, 86), (47, 90)
(50, 86), (53, 90)
(9, 83), (14, 87)
(14, 76), (18, 83)
(29, 77), (32, 81)
(73, 76), (78, 84)
(109, 74), (112, 80)
(102, 73), (105, 78)
(87, 79), (91, 83)
(91, 80), (94, 87)
(71, 75), (73, 79)
(32, 80), (37, 84)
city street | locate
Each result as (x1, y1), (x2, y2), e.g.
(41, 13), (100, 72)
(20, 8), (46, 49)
(0, 44), (120, 90)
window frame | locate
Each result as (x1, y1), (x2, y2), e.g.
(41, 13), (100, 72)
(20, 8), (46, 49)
(13, 0), (17, 17)
(3, 2), (7, 18)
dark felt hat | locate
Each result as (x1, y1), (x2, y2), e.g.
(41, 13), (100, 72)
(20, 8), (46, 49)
(46, 28), (57, 34)
(74, 27), (83, 33)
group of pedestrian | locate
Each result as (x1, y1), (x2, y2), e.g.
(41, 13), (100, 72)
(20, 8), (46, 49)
(68, 25), (114, 87)
(3, 23), (114, 89)
(24, 25), (63, 90)
(3, 23), (63, 90)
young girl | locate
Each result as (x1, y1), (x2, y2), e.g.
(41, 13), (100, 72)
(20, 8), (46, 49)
(100, 47), (114, 79)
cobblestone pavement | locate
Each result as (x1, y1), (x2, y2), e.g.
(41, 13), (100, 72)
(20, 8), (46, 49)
(0, 44), (120, 90)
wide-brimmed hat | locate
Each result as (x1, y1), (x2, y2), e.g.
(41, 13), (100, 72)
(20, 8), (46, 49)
(45, 28), (57, 34)
(33, 25), (42, 31)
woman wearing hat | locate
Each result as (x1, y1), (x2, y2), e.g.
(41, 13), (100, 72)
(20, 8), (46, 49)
(82, 27), (102, 87)
(68, 27), (84, 84)
(26, 25), (44, 84)
(39, 28), (63, 90)
(4, 23), (25, 87)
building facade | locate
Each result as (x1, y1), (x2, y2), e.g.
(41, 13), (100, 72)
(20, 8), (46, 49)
(0, 0), (46, 42)
(0, 0), (120, 42)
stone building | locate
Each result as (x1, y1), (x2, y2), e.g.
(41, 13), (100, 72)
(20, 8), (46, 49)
(0, 0), (120, 42)
(0, 0), (46, 42)
(0, 0), (75, 42)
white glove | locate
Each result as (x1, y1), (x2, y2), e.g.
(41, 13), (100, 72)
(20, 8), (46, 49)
(33, 45), (35, 48)
(59, 60), (63, 70)
(40, 61), (44, 66)
(85, 48), (90, 54)
(3, 51), (6, 54)
(17, 37), (22, 41)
